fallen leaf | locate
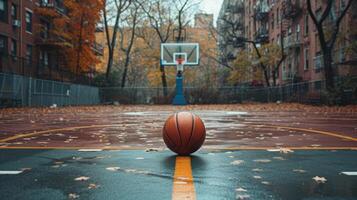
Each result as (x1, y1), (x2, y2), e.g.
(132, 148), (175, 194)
(230, 160), (244, 165)
(88, 183), (100, 189)
(253, 175), (262, 179)
(312, 176), (327, 183)
(235, 187), (247, 192)
(106, 167), (120, 171)
(74, 176), (90, 181)
(68, 193), (79, 199)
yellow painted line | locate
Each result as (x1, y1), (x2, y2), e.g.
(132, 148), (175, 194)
(0, 146), (356, 150)
(255, 125), (357, 142)
(0, 146), (146, 150)
(172, 156), (196, 200)
(216, 146), (357, 150)
(0, 124), (123, 143)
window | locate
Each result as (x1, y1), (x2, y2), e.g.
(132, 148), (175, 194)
(0, 35), (7, 53)
(304, 48), (309, 70)
(304, 15), (309, 36)
(271, 13), (274, 29)
(40, 50), (49, 67)
(0, 0), (8, 23)
(40, 20), (50, 39)
(11, 39), (16, 56)
(25, 11), (32, 33)
(26, 45), (33, 63)
(11, 4), (16, 19)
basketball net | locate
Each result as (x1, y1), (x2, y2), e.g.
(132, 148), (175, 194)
(176, 58), (185, 72)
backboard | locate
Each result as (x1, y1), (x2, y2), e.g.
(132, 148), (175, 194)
(161, 43), (200, 66)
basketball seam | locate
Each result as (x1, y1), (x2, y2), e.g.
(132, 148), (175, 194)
(188, 113), (195, 146)
(163, 124), (176, 150)
(175, 113), (183, 146)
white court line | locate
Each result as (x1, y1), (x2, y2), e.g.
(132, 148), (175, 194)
(0, 170), (23, 175)
(341, 172), (357, 176)
(78, 149), (103, 152)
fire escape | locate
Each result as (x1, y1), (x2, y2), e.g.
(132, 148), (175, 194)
(254, 0), (269, 43)
(34, 0), (70, 79)
(281, 0), (302, 81)
(219, 0), (245, 63)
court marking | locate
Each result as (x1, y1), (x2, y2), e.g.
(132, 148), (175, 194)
(254, 124), (357, 142)
(0, 146), (356, 150)
(0, 123), (356, 145)
(0, 124), (124, 143)
(172, 156), (196, 200)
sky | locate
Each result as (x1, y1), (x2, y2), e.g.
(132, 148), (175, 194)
(199, 0), (224, 26)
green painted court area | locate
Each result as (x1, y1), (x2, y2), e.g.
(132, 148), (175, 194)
(1, 149), (357, 200)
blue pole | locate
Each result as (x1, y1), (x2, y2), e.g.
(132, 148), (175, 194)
(172, 75), (187, 105)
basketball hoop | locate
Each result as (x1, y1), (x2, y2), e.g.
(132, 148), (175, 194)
(176, 58), (185, 65)
(176, 58), (184, 77)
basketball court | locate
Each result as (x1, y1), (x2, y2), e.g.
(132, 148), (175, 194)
(1, 105), (357, 199)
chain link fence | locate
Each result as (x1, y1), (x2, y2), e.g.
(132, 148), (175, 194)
(101, 77), (357, 105)
(0, 73), (99, 107)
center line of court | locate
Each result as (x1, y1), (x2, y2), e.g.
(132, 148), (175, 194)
(172, 156), (196, 200)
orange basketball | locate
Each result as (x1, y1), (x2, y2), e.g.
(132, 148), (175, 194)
(163, 112), (206, 155)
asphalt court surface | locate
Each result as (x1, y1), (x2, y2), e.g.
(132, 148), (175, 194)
(1, 150), (357, 200)
(0, 105), (357, 199)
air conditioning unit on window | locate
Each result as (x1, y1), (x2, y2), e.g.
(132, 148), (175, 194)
(12, 20), (21, 27)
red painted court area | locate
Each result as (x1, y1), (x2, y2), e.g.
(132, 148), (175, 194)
(0, 104), (356, 150)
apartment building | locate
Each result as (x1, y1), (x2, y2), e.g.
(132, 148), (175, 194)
(217, 0), (245, 65)
(219, 0), (357, 86)
(0, 0), (103, 81)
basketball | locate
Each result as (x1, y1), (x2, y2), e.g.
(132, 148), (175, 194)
(163, 112), (206, 155)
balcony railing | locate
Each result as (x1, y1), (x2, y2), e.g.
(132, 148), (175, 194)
(282, 0), (302, 19)
(37, 1), (67, 16)
(35, 33), (70, 48)
(283, 33), (302, 49)
(255, 28), (269, 43)
(254, 1), (269, 21)
(92, 42), (104, 56)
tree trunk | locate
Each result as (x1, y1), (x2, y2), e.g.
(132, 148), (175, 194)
(105, 49), (114, 79)
(323, 49), (335, 92)
(160, 64), (168, 96)
(263, 68), (270, 87)
(272, 70), (277, 86)
(76, 15), (84, 76)
(121, 54), (130, 88)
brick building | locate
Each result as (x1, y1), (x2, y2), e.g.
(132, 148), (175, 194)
(0, 0), (103, 82)
(219, 0), (357, 86)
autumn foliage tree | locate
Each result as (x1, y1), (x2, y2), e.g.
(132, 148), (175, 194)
(65, 0), (103, 75)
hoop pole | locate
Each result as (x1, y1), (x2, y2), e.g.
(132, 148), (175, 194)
(172, 62), (187, 105)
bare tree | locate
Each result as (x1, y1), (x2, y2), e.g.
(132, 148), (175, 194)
(173, 0), (200, 42)
(103, 0), (132, 79)
(119, 2), (141, 87)
(307, 0), (353, 92)
(139, 0), (175, 96)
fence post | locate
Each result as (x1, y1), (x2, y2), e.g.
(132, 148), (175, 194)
(28, 77), (32, 106)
